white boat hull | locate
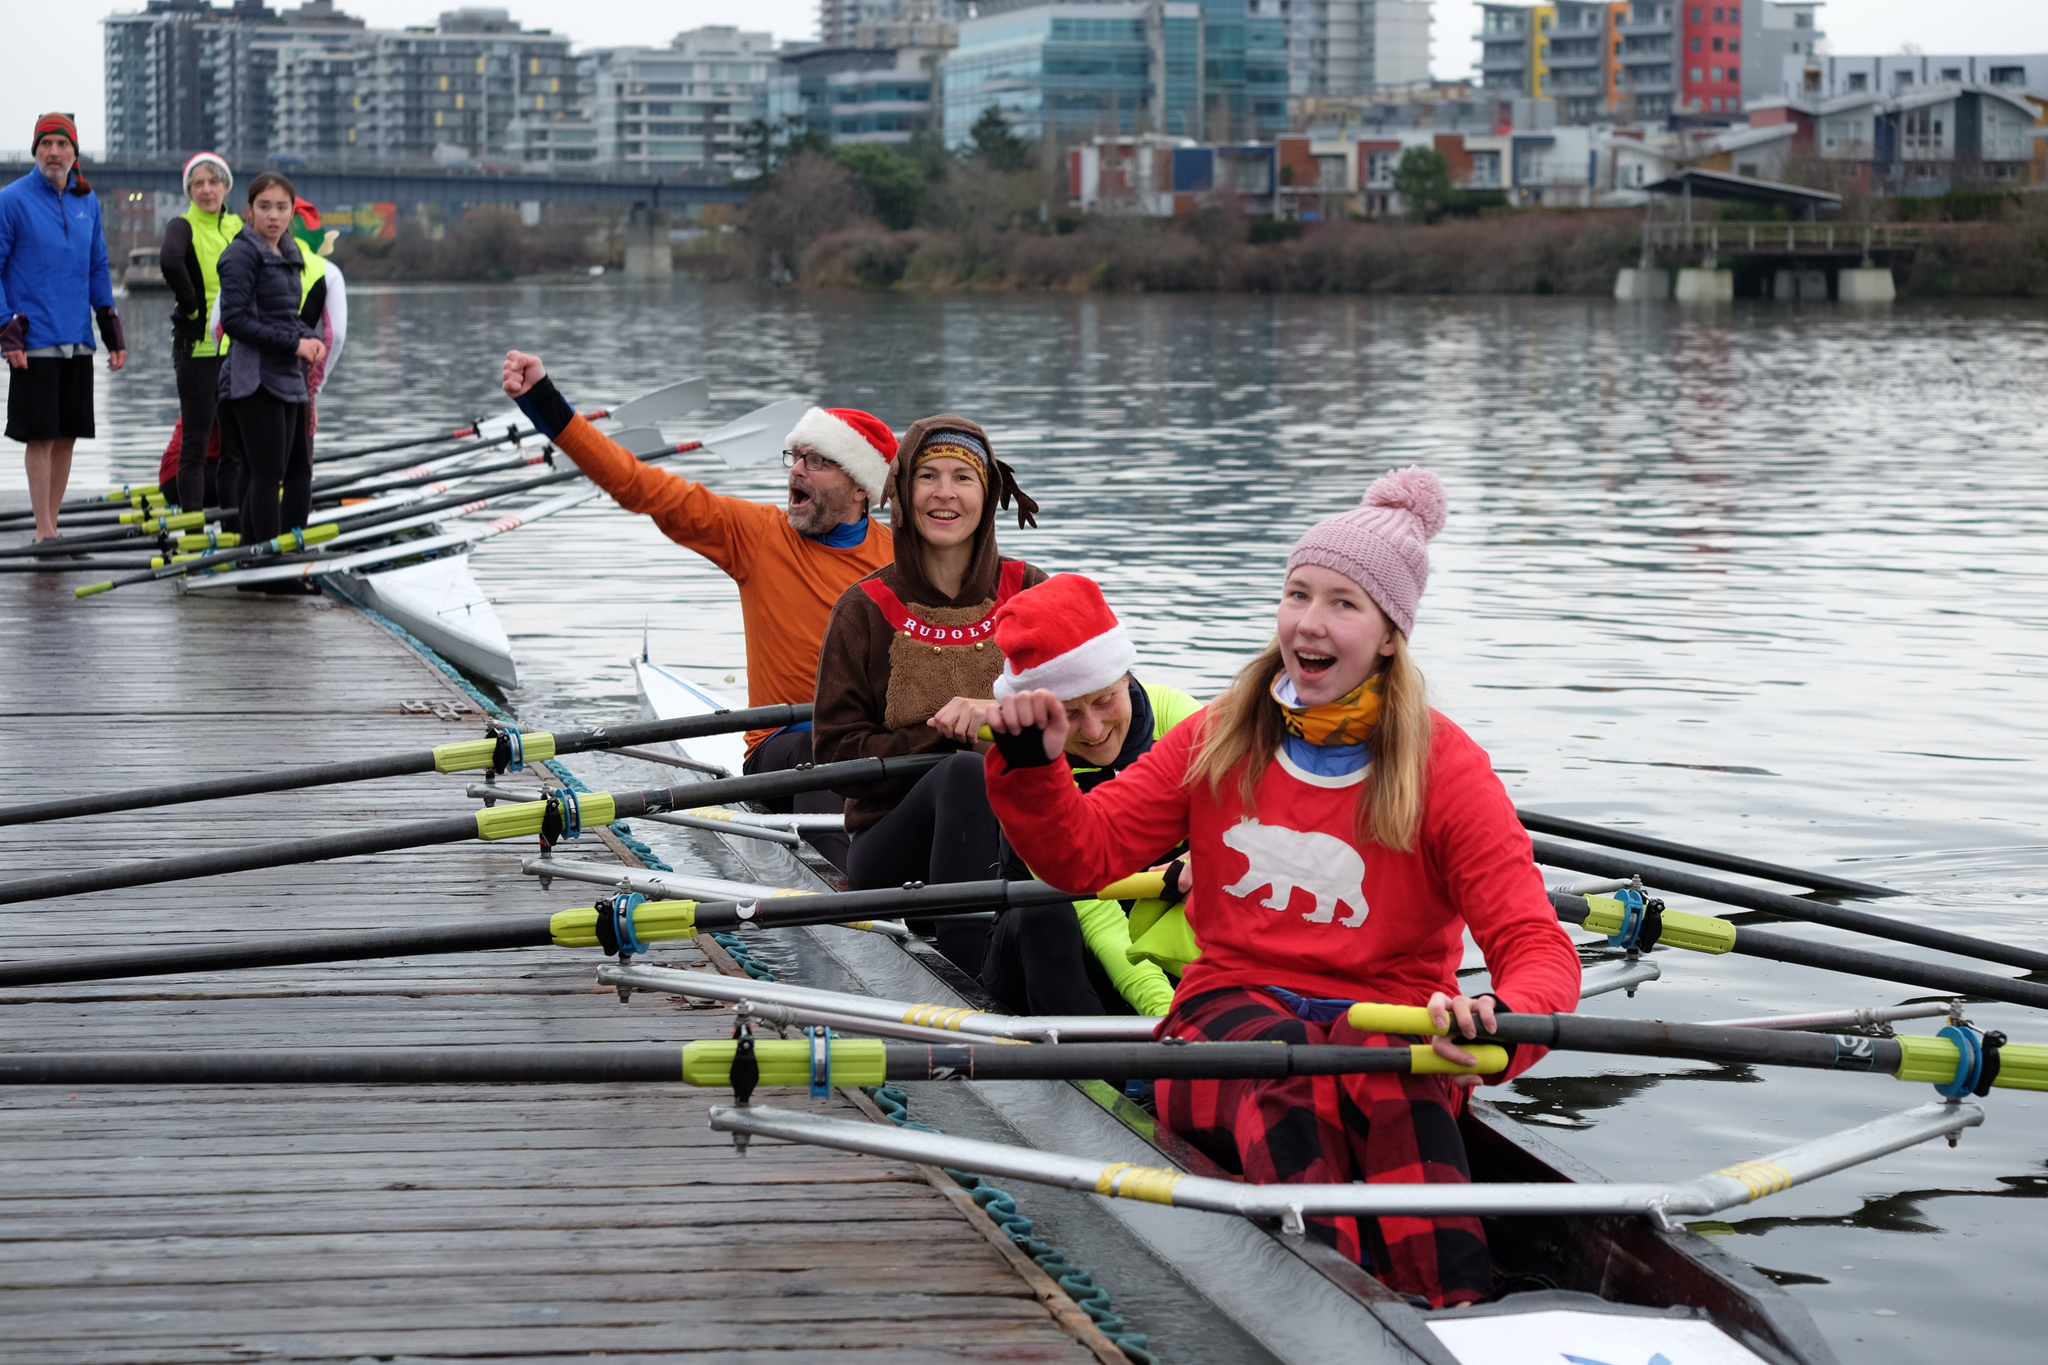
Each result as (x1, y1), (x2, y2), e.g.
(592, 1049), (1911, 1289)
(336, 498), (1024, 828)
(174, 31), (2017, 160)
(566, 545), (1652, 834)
(632, 659), (747, 777)
(331, 554), (517, 687)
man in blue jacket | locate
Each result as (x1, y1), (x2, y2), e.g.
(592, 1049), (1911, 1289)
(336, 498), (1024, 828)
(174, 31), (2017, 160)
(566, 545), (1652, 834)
(0, 113), (126, 543)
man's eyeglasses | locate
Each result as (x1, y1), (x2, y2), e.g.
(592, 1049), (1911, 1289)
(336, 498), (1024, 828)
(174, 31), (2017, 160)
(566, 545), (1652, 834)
(782, 449), (834, 472)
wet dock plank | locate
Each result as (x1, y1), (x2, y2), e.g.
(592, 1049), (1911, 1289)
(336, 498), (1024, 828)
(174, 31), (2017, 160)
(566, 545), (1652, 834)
(0, 577), (1112, 1364)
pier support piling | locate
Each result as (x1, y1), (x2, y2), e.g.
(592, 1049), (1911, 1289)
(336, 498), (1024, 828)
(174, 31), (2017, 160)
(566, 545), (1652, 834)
(1614, 268), (1669, 301)
(1837, 266), (1896, 303)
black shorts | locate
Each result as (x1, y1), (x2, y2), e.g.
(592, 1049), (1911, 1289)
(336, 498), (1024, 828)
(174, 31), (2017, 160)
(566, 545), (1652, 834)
(6, 354), (94, 443)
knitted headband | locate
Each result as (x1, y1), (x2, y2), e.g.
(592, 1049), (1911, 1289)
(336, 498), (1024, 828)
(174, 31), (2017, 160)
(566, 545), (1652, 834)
(914, 431), (990, 486)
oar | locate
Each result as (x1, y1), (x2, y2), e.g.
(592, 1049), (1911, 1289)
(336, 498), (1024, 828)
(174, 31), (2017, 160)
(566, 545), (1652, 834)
(0, 704), (814, 827)
(312, 416), (502, 465)
(1556, 891), (2048, 1013)
(300, 377), (708, 496)
(0, 873), (1161, 988)
(1532, 837), (2048, 972)
(1349, 1002), (2048, 1094)
(1519, 809), (1898, 898)
(0, 753), (947, 907)
(0, 556), (162, 575)
(0, 1037), (1505, 1088)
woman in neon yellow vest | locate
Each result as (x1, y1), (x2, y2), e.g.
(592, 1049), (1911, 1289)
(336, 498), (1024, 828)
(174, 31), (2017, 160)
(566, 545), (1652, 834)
(980, 574), (1201, 1018)
(157, 152), (240, 512)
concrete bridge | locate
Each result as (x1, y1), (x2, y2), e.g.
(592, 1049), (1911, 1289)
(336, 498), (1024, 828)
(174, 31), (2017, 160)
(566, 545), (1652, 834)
(2, 159), (749, 211)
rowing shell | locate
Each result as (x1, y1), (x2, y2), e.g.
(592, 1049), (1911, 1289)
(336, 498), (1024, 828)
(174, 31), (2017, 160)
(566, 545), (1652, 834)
(323, 554), (515, 688)
(634, 663), (1834, 1365)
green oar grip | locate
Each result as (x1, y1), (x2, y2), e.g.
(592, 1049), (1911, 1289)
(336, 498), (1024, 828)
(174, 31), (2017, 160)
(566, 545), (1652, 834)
(268, 522), (342, 552)
(74, 581), (113, 598)
(433, 731), (558, 774)
(549, 900), (699, 948)
(681, 1038), (888, 1087)
(1410, 1043), (1508, 1075)
(472, 792), (618, 841)
(174, 531), (239, 552)
(137, 511), (205, 533)
(1348, 1003), (1440, 1035)
(1893, 1035), (2048, 1092)
(1582, 894), (1737, 954)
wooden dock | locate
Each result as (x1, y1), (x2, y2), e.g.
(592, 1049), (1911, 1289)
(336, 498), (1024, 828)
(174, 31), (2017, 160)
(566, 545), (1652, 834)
(0, 575), (1118, 1364)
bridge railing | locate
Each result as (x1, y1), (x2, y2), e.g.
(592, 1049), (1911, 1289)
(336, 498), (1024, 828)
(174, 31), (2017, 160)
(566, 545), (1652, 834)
(1647, 222), (1931, 256)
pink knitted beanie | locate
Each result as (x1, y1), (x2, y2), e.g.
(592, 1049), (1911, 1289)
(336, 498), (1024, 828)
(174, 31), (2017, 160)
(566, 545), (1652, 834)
(1285, 466), (1447, 637)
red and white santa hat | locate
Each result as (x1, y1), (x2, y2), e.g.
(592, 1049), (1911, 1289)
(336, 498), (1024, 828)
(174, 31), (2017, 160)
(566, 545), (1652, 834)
(783, 407), (898, 505)
(992, 574), (1136, 700)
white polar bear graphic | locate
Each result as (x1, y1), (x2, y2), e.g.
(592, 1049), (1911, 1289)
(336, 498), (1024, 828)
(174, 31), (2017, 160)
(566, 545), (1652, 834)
(1220, 819), (1369, 928)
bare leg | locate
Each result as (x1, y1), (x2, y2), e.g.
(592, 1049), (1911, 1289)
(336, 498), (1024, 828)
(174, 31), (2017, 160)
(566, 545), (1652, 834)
(23, 439), (76, 540)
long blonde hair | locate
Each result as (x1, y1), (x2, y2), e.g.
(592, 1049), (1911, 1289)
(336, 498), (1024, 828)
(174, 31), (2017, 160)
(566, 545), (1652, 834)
(1185, 634), (1433, 851)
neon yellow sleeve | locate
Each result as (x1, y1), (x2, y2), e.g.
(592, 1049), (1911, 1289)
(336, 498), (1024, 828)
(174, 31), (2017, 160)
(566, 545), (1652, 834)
(1073, 895), (1177, 1017)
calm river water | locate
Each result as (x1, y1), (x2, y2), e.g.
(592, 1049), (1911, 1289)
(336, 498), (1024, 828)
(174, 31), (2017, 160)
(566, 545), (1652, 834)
(45, 283), (2048, 1363)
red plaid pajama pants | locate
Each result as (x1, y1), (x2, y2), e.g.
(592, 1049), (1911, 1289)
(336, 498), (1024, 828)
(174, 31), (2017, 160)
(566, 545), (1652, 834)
(1155, 985), (1493, 1307)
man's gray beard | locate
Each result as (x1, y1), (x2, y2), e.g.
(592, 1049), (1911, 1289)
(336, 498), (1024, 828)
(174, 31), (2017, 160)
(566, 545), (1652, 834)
(788, 488), (861, 536)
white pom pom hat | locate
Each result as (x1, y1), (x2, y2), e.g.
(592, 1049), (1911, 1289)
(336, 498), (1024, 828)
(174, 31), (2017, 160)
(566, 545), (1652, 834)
(182, 151), (232, 195)
(991, 574), (1136, 700)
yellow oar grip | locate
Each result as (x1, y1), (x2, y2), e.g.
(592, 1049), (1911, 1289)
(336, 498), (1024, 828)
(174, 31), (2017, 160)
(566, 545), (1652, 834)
(549, 900), (699, 947)
(74, 581), (113, 598)
(1096, 1161), (1185, 1204)
(681, 1038), (888, 1087)
(1893, 1035), (2048, 1092)
(1347, 1003), (1441, 1035)
(432, 731), (558, 774)
(472, 791), (616, 840)
(1581, 895), (1737, 954)
(1098, 870), (1168, 901)
(1409, 1043), (1509, 1075)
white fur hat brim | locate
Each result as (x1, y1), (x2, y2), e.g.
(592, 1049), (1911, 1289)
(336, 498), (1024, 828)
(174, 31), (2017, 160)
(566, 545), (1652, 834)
(784, 407), (891, 505)
(993, 623), (1136, 700)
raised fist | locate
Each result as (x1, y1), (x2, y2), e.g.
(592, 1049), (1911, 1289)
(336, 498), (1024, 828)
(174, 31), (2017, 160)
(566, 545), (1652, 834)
(502, 350), (546, 399)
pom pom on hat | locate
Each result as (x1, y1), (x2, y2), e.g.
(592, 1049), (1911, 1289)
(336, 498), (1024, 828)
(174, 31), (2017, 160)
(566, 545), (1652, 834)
(183, 151), (233, 195)
(992, 575), (1136, 700)
(1286, 466), (1447, 637)
(784, 406), (898, 505)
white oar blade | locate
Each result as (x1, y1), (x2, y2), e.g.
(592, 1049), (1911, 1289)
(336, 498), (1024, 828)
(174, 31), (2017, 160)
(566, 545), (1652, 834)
(700, 398), (811, 469)
(609, 377), (709, 429)
(611, 426), (672, 458)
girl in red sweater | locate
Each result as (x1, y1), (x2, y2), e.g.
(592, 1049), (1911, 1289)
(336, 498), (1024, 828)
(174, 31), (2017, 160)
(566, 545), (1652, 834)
(985, 467), (1580, 1307)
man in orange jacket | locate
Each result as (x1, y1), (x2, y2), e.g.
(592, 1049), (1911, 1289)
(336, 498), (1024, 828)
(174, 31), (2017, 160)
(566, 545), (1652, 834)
(502, 350), (895, 869)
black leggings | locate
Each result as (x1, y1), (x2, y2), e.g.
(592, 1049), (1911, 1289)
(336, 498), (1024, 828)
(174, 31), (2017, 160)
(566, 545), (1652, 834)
(171, 350), (221, 514)
(742, 727), (851, 874)
(847, 751), (1001, 973)
(219, 387), (310, 543)
(981, 900), (1135, 1017)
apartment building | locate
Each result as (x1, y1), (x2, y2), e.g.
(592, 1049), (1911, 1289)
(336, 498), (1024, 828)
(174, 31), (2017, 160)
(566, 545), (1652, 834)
(1284, 0), (1432, 100)
(1476, 3), (1624, 125)
(769, 45), (946, 145)
(1750, 83), (2040, 191)
(104, 0), (366, 160)
(583, 28), (776, 175)
(1784, 53), (2048, 102)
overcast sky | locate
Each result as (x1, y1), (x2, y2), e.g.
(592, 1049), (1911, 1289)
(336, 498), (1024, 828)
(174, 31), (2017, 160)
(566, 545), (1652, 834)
(12, 0), (2048, 156)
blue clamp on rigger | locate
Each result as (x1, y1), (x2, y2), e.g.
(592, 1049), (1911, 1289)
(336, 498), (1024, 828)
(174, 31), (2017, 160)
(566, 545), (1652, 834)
(609, 891), (648, 961)
(502, 726), (526, 773)
(1604, 887), (1648, 949)
(290, 527), (308, 551)
(555, 785), (582, 840)
(808, 1026), (833, 1099)
(1936, 1024), (1984, 1098)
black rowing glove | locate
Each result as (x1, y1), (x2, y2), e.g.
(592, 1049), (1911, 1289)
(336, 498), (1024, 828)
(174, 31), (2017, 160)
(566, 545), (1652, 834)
(991, 724), (1055, 770)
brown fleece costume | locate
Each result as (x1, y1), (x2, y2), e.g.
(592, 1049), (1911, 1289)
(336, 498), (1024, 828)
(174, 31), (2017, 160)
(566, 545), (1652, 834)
(811, 414), (1044, 832)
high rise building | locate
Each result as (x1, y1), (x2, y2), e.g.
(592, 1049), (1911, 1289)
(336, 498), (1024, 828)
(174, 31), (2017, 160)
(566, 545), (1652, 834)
(1285, 0), (1431, 99)
(1476, 2), (1624, 123)
(943, 0), (1287, 147)
(584, 28), (776, 174)
(104, 0), (364, 160)
(106, 3), (584, 165)
(1613, 0), (1823, 124)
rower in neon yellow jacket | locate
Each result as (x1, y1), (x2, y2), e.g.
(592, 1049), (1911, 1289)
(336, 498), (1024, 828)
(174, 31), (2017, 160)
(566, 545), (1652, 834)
(979, 575), (1202, 1019)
